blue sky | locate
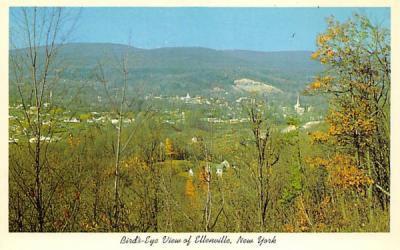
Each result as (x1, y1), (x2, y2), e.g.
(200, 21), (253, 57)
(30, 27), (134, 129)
(12, 7), (390, 52)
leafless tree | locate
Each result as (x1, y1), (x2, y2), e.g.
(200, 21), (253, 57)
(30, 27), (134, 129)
(95, 42), (157, 230)
(9, 7), (79, 231)
(246, 98), (279, 231)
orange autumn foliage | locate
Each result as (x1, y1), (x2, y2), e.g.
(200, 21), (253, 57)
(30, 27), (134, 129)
(326, 106), (377, 148)
(309, 131), (330, 144)
(306, 154), (373, 192)
(305, 75), (333, 93)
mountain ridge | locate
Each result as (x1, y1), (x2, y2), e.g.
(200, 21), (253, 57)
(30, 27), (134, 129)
(10, 42), (323, 95)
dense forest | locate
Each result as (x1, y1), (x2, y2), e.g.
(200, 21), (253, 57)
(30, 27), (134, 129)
(9, 8), (390, 232)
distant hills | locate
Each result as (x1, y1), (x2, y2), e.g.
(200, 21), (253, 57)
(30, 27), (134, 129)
(10, 43), (323, 96)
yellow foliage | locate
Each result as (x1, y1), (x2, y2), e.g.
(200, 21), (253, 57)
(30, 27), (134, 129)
(310, 131), (330, 144)
(322, 75), (334, 82)
(326, 49), (335, 58)
(326, 106), (377, 148)
(185, 177), (196, 198)
(198, 166), (209, 192)
(295, 197), (311, 232)
(306, 154), (373, 193)
(67, 134), (80, 147)
(330, 164), (374, 191)
(306, 75), (334, 93)
(165, 138), (175, 157)
(305, 157), (330, 168)
(283, 224), (295, 232)
(121, 156), (148, 171)
(317, 34), (332, 46)
(320, 57), (328, 64)
(309, 79), (321, 90)
(311, 50), (320, 60)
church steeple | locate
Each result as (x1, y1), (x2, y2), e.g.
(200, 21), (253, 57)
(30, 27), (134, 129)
(294, 93), (300, 109)
(294, 93), (305, 115)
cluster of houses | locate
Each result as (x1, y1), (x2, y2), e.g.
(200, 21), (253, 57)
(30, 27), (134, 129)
(9, 92), (325, 144)
(199, 117), (250, 124)
(9, 104), (138, 144)
(146, 93), (324, 127)
(145, 93), (210, 105)
(28, 136), (61, 143)
(188, 160), (232, 178)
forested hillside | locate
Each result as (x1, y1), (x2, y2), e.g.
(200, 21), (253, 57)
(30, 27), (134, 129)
(10, 43), (322, 95)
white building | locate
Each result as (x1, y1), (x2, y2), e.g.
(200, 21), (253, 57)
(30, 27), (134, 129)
(181, 93), (191, 102)
(221, 160), (230, 169)
(294, 94), (305, 115)
(63, 117), (80, 123)
(9, 138), (19, 144)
